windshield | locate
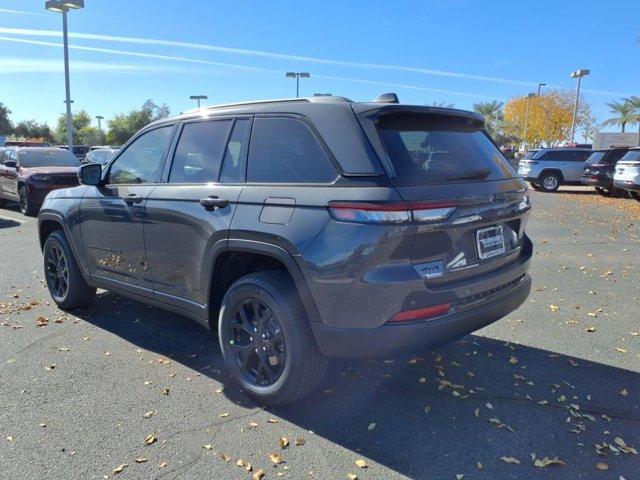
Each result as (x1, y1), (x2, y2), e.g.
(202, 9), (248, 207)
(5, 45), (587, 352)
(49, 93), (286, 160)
(19, 149), (81, 167)
(620, 150), (640, 163)
(377, 114), (515, 186)
(586, 151), (606, 164)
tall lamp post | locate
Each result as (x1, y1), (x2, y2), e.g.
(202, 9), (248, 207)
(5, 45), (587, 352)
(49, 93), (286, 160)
(45, 0), (84, 151)
(189, 95), (208, 108)
(569, 69), (590, 143)
(286, 72), (310, 98)
(96, 115), (104, 144)
(523, 92), (536, 151)
(537, 83), (546, 95)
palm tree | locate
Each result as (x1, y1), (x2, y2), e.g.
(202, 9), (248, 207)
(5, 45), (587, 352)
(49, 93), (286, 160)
(602, 100), (637, 132)
(623, 96), (640, 145)
(473, 100), (504, 138)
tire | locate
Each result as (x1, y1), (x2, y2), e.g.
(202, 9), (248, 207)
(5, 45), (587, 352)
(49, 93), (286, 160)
(218, 271), (328, 406)
(630, 191), (640, 202)
(595, 187), (611, 197)
(612, 187), (627, 198)
(530, 182), (541, 191)
(18, 184), (38, 216)
(43, 230), (96, 310)
(539, 172), (561, 192)
(0, 197), (6, 208)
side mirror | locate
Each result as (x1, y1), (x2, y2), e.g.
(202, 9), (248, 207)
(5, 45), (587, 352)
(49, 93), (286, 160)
(78, 162), (103, 186)
(4, 160), (16, 168)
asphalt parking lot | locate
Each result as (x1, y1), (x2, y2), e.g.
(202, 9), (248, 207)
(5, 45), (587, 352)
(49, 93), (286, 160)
(0, 188), (638, 480)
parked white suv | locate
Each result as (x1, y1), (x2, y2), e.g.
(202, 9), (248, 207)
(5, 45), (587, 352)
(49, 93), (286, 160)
(613, 147), (640, 201)
(518, 148), (592, 192)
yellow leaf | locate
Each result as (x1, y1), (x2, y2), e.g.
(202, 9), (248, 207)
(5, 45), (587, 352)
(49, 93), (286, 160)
(549, 304), (560, 312)
(112, 464), (128, 474)
(347, 475), (358, 480)
(144, 434), (157, 445)
(134, 458), (148, 463)
(534, 457), (565, 468)
(143, 410), (156, 418)
(253, 469), (266, 480)
(267, 418), (278, 423)
(595, 462), (609, 470)
(615, 347), (627, 354)
(218, 412), (229, 418)
(294, 436), (306, 446)
(476, 462), (483, 469)
(202, 444), (213, 450)
(355, 459), (368, 468)
(279, 436), (289, 448)
(269, 452), (284, 464)
(501, 456), (521, 464)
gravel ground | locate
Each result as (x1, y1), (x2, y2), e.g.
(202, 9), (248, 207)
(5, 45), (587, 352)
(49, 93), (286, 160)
(0, 187), (638, 480)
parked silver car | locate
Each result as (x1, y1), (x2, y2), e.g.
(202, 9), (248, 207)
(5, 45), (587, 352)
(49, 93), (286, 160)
(518, 148), (593, 192)
(85, 147), (120, 166)
(613, 147), (640, 201)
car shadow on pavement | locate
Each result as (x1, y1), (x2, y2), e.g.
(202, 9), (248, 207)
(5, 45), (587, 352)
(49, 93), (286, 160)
(77, 292), (640, 480)
(0, 217), (22, 229)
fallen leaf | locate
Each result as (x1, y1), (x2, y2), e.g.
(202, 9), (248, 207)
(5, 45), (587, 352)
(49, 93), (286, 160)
(620, 389), (628, 396)
(294, 436), (306, 446)
(615, 348), (627, 354)
(143, 410), (156, 418)
(269, 452), (284, 464)
(144, 434), (157, 445)
(202, 444), (213, 450)
(253, 470), (266, 480)
(501, 456), (521, 464)
(279, 436), (289, 448)
(267, 418), (278, 423)
(355, 459), (368, 468)
(476, 462), (483, 469)
(456, 475), (465, 480)
(218, 412), (229, 418)
(595, 462), (609, 470)
(534, 457), (566, 468)
(347, 475), (358, 480)
(112, 464), (128, 474)
(367, 423), (376, 431)
(237, 458), (252, 471)
(586, 327), (596, 332)
(549, 304), (560, 312)
(134, 458), (148, 463)
(215, 386), (225, 394)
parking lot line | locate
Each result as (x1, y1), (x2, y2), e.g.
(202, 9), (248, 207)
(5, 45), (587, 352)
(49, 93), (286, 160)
(0, 213), (26, 223)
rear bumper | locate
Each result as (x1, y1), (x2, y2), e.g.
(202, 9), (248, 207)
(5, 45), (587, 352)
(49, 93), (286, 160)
(613, 180), (640, 192)
(312, 274), (531, 359)
(580, 176), (611, 188)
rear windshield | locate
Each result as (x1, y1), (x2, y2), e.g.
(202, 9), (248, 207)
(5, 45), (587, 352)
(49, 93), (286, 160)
(523, 150), (538, 160)
(19, 149), (81, 167)
(586, 151), (606, 164)
(377, 114), (514, 186)
(620, 150), (640, 163)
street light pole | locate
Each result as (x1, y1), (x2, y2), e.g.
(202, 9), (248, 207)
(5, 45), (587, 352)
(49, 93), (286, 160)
(189, 95), (208, 108)
(569, 69), (590, 143)
(285, 72), (310, 98)
(46, 0), (84, 151)
(523, 93), (535, 151)
(96, 115), (104, 144)
(537, 83), (546, 95)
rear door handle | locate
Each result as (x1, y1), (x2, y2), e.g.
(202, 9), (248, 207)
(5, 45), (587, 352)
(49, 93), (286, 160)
(123, 193), (144, 205)
(200, 196), (229, 211)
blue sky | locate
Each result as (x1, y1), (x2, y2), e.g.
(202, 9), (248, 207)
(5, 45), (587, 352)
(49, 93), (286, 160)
(1, 0), (639, 137)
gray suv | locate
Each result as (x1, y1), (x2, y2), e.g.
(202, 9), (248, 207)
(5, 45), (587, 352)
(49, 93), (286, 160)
(37, 95), (533, 405)
(518, 147), (592, 192)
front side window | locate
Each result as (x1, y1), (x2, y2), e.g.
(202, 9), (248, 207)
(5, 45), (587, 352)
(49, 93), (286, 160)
(169, 120), (232, 183)
(108, 126), (173, 184)
(247, 117), (337, 183)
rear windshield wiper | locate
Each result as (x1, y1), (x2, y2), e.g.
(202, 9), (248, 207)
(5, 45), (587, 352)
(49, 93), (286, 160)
(446, 169), (491, 181)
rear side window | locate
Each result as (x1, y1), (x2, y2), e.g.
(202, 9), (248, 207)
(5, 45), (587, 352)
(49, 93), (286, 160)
(586, 151), (605, 164)
(170, 120), (232, 183)
(377, 114), (514, 186)
(247, 117), (337, 183)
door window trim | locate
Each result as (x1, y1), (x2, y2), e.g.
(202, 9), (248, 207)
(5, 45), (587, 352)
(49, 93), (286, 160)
(104, 123), (177, 187)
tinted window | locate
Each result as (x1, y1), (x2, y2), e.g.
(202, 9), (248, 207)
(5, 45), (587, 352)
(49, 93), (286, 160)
(169, 120), (232, 183)
(18, 149), (80, 167)
(248, 117), (337, 183)
(586, 151), (606, 164)
(108, 126), (173, 184)
(523, 150), (538, 160)
(601, 149), (628, 164)
(377, 114), (514, 186)
(220, 119), (250, 183)
(620, 150), (640, 162)
(570, 150), (592, 162)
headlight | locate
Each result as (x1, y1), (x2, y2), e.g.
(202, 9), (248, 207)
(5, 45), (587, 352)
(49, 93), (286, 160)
(31, 174), (53, 182)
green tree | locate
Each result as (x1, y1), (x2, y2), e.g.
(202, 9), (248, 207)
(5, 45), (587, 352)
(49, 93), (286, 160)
(623, 96), (640, 145)
(13, 120), (53, 142)
(429, 101), (455, 108)
(55, 110), (92, 144)
(473, 100), (504, 139)
(106, 100), (170, 145)
(601, 99), (637, 133)
(0, 103), (13, 136)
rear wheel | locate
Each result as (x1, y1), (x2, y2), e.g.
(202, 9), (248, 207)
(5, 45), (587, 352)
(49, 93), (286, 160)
(595, 187), (611, 196)
(43, 231), (96, 310)
(630, 191), (640, 202)
(218, 271), (328, 406)
(19, 185), (37, 216)
(539, 172), (561, 192)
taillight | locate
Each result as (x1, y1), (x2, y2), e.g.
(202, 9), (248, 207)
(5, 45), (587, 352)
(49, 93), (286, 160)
(327, 201), (456, 224)
(389, 302), (452, 322)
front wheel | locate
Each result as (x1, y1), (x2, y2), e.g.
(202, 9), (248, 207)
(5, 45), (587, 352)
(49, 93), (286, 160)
(539, 172), (561, 192)
(19, 185), (38, 216)
(218, 271), (328, 406)
(43, 231), (96, 310)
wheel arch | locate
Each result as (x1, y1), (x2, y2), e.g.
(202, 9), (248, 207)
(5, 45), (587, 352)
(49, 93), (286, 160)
(207, 239), (322, 331)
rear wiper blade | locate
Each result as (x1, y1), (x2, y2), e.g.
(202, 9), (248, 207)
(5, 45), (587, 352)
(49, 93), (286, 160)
(446, 169), (491, 181)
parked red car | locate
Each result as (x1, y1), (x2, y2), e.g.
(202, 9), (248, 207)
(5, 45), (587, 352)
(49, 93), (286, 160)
(0, 147), (81, 216)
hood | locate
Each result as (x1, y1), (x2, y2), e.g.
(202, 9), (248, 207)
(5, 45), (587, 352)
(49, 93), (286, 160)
(20, 166), (79, 176)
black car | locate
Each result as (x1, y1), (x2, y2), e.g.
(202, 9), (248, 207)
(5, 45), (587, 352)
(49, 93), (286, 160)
(581, 147), (630, 196)
(38, 94), (533, 405)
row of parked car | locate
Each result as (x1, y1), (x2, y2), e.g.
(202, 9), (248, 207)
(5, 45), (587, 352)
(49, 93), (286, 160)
(0, 145), (119, 216)
(517, 146), (640, 200)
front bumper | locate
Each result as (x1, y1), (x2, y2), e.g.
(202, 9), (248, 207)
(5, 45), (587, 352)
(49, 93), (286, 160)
(26, 182), (78, 205)
(311, 264), (532, 359)
(580, 175), (612, 188)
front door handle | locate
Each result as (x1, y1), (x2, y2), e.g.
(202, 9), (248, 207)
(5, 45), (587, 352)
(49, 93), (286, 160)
(200, 196), (229, 211)
(123, 193), (143, 205)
